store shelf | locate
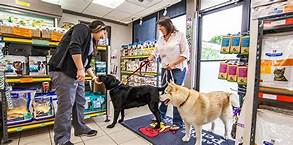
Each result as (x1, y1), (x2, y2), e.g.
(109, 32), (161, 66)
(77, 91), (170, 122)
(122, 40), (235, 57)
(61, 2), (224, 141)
(258, 12), (293, 21)
(259, 86), (293, 96)
(8, 118), (54, 133)
(0, 36), (58, 47)
(7, 111), (106, 133)
(121, 70), (158, 76)
(263, 24), (293, 34)
(5, 76), (51, 83)
(121, 55), (149, 59)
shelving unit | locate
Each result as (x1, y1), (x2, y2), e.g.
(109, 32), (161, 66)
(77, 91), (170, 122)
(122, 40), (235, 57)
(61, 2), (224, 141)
(250, 12), (293, 145)
(0, 35), (58, 47)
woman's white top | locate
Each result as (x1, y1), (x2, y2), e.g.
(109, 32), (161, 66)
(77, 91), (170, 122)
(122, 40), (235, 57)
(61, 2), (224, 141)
(156, 31), (189, 70)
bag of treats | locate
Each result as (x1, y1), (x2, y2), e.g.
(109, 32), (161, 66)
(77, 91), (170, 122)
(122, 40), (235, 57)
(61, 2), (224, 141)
(4, 55), (27, 76)
(7, 90), (34, 125)
(32, 93), (54, 120)
(218, 62), (228, 80)
(220, 35), (231, 54)
(231, 34), (242, 54)
(240, 35), (250, 55)
(237, 65), (248, 84)
(227, 63), (238, 82)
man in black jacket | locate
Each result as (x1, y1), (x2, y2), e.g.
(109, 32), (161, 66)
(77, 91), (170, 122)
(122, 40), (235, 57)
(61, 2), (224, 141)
(49, 20), (107, 145)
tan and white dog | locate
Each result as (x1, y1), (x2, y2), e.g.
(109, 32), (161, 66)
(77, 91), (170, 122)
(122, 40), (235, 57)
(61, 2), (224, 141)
(160, 81), (239, 145)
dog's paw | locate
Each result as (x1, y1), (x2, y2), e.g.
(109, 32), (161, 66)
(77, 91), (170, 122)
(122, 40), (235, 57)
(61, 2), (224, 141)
(182, 135), (190, 142)
(118, 119), (124, 123)
(107, 124), (115, 128)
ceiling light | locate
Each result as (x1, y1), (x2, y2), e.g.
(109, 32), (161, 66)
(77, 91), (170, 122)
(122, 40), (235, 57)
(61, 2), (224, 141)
(139, 18), (143, 26)
(93, 0), (125, 8)
(163, 7), (167, 16)
(41, 0), (60, 5)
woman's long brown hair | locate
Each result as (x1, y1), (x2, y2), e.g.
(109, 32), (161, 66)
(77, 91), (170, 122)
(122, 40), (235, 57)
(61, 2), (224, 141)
(157, 17), (178, 35)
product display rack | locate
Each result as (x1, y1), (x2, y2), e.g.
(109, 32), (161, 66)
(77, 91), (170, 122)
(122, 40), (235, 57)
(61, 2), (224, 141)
(120, 54), (160, 87)
(250, 12), (293, 145)
(0, 40), (110, 143)
(0, 35), (59, 47)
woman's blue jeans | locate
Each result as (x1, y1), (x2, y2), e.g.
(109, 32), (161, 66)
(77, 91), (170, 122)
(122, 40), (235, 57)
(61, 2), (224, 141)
(159, 68), (186, 127)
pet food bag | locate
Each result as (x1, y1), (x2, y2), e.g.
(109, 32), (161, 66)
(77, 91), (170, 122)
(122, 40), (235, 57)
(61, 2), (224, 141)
(218, 62), (228, 80)
(84, 92), (106, 112)
(230, 34), (242, 54)
(261, 33), (293, 90)
(7, 90), (35, 125)
(240, 35), (250, 55)
(227, 64), (238, 82)
(220, 35), (231, 54)
(29, 56), (47, 76)
(32, 93), (54, 120)
(4, 55), (27, 76)
(237, 66), (248, 85)
(255, 109), (293, 145)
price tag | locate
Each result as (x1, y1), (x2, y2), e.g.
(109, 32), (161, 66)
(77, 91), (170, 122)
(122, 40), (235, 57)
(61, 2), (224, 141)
(20, 78), (33, 83)
(16, 127), (23, 132)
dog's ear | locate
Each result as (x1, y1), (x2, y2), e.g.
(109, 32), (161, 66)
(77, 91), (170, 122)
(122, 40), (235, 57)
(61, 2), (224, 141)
(168, 80), (175, 85)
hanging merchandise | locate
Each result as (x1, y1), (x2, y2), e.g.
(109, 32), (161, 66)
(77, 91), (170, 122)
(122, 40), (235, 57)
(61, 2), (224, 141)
(32, 93), (54, 120)
(220, 34), (231, 54)
(218, 61), (228, 80)
(28, 56), (47, 76)
(227, 63), (238, 82)
(237, 65), (248, 85)
(255, 109), (293, 145)
(231, 34), (242, 54)
(240, 35), (250, 55)
(7, 90), (35, 125)
(4, 55), (27, 76)
(261, 33), (293, 90)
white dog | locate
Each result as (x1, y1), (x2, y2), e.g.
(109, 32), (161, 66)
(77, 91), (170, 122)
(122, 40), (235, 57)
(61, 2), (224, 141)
(160, 81), (239, 145)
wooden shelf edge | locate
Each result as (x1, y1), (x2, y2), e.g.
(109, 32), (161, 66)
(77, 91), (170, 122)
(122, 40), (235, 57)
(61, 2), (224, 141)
(259, 86), (293, 96)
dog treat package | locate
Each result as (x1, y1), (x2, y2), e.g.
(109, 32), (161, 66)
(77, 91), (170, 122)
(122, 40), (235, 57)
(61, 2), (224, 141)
(240, 35), (250, 55)
(7, 90), (35, 125)
(218, 62), (228, 80)
(32, 93), (54, 120)
(220, 35), (231, 54)
(261, 34), (293, 90)
(227, 64), (238, 82)
(84, 92), (106, 112)
(4, 55), (27, 76)
(255, 109), (293, 145)
(237, 65), (248, 85)
(96, 61), (106, 74)
(29, 56), (47, 76)
(230, 34), (242, 54)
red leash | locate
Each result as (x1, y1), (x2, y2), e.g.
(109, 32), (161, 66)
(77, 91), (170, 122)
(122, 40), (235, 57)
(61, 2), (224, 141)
(126, 60), (150, 84)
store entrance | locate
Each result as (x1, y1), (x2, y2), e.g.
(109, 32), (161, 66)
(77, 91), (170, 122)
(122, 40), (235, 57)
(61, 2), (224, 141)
(196, 5), (243, 92)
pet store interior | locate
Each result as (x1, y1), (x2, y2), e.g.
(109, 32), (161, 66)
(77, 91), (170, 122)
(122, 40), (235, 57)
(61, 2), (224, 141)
(0, 0), (292, 145)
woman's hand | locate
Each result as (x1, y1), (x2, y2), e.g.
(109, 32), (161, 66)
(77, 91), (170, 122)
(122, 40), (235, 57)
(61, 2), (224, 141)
(166, 63), (175, 70)
(76, 69), (85, 81)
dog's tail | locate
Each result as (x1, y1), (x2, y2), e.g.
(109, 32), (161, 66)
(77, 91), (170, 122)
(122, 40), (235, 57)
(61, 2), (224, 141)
(226, 92), (240, 107)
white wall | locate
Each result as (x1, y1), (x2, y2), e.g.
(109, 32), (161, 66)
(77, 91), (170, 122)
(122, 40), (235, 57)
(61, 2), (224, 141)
(59, 13), (132, 51)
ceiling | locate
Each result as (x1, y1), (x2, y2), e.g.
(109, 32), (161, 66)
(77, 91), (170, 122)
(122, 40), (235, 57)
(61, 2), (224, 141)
(46, 0), (181, 24)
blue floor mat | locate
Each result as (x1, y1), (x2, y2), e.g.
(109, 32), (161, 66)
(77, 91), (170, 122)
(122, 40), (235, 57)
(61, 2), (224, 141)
(121, 114), (235, 145)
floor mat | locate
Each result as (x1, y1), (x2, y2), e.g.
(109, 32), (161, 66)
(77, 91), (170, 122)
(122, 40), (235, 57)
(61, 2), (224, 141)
(121, 114), (235, 145)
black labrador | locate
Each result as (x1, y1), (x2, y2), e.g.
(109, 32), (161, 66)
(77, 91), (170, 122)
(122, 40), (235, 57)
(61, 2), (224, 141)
(97, 75), (164, 129)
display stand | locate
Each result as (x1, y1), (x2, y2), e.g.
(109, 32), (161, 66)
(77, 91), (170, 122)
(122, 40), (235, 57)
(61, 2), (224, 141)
(250, 12), (293, 145)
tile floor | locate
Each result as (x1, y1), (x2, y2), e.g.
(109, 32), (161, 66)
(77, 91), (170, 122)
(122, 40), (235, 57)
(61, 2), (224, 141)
(5, 104), (226, 145)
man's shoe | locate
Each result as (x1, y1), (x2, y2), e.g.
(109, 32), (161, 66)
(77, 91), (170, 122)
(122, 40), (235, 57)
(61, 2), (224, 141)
(75, 130), (97, 137)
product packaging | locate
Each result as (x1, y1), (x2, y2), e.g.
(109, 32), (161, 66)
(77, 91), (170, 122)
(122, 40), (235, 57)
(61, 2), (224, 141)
(261, 33), (293, 90)
(241, 35), (250, 55)
(28, 56), (47, 76)
(220, 35), (231, 54)
(218, 62), (228, 80)
(255, 109), (293, 145)
(227, 64), (238, 82)
(237, 66), (248, 84)
(84, 92), (106, 112)
(4, 55), (27, 76)
(230, 34), (242, 54)
(7, 90), (35, 125)
(32, 93), (54, 120)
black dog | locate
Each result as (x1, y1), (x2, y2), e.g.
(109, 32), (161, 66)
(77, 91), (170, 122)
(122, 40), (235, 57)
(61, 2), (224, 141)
(98, 75), (164, 129)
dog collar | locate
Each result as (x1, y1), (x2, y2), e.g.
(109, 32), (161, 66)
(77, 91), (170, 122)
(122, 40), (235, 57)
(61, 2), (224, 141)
(179, 91), (190, 108)
(109, 82), (123, 91)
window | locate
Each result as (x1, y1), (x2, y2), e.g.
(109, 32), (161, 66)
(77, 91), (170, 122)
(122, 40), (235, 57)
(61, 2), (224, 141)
(198, 5), (243, 92)
(133, 15), (157, 42)
(200, 0), (231, 10)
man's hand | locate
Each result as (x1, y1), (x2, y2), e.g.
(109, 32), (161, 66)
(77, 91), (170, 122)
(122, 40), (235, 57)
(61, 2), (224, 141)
(77, 69), (85, 81)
